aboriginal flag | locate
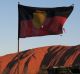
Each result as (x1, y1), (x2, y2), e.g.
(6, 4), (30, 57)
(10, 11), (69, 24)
(18, 4), (73, 38)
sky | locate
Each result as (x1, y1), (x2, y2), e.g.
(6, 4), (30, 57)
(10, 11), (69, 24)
(0, 0), (80, 56)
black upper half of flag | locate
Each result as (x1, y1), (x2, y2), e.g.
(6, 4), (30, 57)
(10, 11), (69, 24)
(18, 4), (74, 38)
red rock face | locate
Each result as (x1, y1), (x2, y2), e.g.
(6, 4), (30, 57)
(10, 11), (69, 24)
(0, 45), (80, 74)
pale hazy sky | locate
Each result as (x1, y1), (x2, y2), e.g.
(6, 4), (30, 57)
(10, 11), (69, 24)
(0, 0), (80, 56)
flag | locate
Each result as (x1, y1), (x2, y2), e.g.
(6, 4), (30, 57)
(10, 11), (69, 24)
(18, 4), (73, 38)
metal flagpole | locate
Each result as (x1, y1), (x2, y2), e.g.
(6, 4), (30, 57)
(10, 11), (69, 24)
(17, 2), (20, 74)
(17, 38), (20, 74)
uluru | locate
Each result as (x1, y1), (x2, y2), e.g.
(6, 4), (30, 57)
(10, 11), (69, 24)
(0, 45), (80, 74)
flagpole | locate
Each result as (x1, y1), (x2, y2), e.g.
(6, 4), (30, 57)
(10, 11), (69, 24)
(18, 2), (20, 74)
(17, 38), (20, 74)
